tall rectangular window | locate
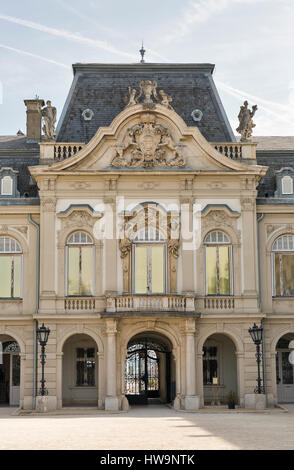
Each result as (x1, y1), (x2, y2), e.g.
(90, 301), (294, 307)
(67, 232), (93, 296)
(134, 244), (165, 294)
(274, 253), (294, 296)
(0, 256), (21, 298)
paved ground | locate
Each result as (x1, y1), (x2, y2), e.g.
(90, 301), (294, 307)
(0, 405), (293, 450)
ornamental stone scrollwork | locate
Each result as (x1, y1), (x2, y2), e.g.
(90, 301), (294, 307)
(201, 208), (241, 245)
(57, 206), (103, 244)
(266, 224), (294, 239)
(14, 226), (28, 236)
(119, 238), (132, 258)
(168, 239), (180, 259)
(111, 113), (185, 169)
(236, 100), (258, 142)
(124, 81), (173, 109)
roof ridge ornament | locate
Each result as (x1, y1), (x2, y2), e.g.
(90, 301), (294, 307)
(139, 42), (146, 63)
(125, 81), (173, 109)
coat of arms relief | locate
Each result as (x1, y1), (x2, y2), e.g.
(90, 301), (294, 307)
(111, 113), (185, 169)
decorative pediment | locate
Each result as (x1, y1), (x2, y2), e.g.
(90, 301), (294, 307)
(29, 84), (268, 178)
(200, 204), (241, 244)
(111, 113), (185, 169)
(57, 204), (103, 229)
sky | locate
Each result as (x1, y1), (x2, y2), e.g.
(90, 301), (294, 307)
(0, 0), (293, 136)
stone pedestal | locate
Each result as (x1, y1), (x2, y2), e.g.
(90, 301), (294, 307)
(184, 395), (200, 410)
(244, 393), (266, 410)
(173, 396), (181, 410)
(105, 396), (119, 411)
(36, 396), (49, 413)
(36, 395), (57, 412)
(121, 396), (129, 411)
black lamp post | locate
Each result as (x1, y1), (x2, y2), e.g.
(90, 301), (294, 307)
(36, 323), (50, 396)
(248, 323), (264, 394)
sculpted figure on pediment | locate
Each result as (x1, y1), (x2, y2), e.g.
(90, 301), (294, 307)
(124, 81), (173, 109)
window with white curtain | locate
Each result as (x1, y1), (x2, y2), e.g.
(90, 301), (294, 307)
(0, 236), (22, 298)
(204, 231), (232, 295)
(66, 231), (94, 296)
(272, 235), (294, 296)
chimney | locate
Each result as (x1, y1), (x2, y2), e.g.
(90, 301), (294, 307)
(24, 99), (45, 141)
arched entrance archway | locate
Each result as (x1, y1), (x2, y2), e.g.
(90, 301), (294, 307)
(125, 332), (175, 405)
(62, 334), (98, 407)
(0, 335), (21, 406)
(275, 333), (294, 403)
(202, 334), (238, 406)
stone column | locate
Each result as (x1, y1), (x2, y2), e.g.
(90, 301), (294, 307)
(184, 319), (199, 409)
(105, 319), (119, 410)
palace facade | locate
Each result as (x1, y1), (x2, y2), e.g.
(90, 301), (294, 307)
(0, 62), (294, 411)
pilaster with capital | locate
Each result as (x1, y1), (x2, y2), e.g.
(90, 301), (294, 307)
(240, 194), (259, 299)
(39, 177), (57, 311)
(184, 319), (199, 409)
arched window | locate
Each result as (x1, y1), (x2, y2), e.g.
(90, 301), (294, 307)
(133, 228), (166, 294)
(204, 231), (232, 295)
(1, 176), (13, 196)
(66, 231), (94, 296)
(0, 236), (22, 298)
(272, 235), (294, 297)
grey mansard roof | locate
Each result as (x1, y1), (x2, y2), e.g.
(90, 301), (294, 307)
(255, 137), (294, 203)
(0, 136), (39, 201)
(56, 63), (235, 143)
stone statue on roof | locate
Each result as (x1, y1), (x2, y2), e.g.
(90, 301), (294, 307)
(236, 100), (258, 142)
(41, 100), (57, 141)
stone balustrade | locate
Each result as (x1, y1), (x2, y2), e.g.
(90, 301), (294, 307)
(106, 294), (195, 313)
(212, 142), (256, 162)
(39, 142), (85, 161)
(64, 297), (97, 311)
(200, 296), (235, 312)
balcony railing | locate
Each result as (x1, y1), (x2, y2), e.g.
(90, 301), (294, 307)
(195, 296), (235, 313)
(212, 142), (256, 161)
(64, 297), (97, 312)
(106, 294), (195, 313)
(39, 142), (85, 161)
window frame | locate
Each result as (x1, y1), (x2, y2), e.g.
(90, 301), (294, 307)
(65, 231), (95, 297)
(272, 234), (294, 297)
(132, 228), (167, 295)
(204, 231), (233, 296)
(0, 236), (23, 299)
(281, 175), (293, 195)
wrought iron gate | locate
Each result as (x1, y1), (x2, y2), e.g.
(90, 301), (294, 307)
(125, 338), (170, 405)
